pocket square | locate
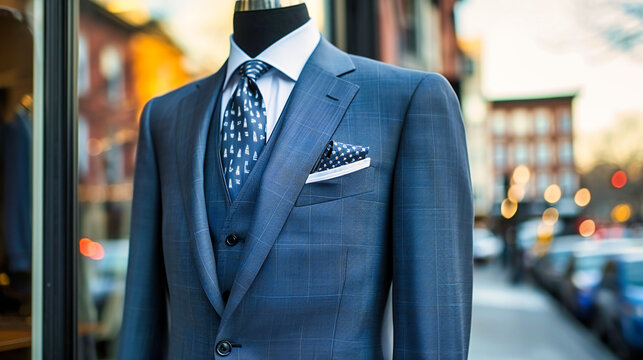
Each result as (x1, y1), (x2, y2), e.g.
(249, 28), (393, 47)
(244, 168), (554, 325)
(306, 141), (370, 184)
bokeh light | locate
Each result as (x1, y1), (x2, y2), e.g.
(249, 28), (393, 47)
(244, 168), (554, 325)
(512, 165), (530, 185)
(543, 184), (562, 204)
(611, 203), (632, 223)
(501, 198), (518, 219)
(573, 188), (591, 207)
(537, 222), (555, 242)
(0, 273), (10, 286)
(88, 242), (105, 260)
(507, 184), (526, 202)
(611, 170), (627, 188)
(578, 219), (596, 237)
(542, 207), (559, 226)
(79, 237), (93, 257)
(79, 237), (105, 260)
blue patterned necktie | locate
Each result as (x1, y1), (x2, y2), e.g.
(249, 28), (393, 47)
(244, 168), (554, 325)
(221, 60), (272, 201)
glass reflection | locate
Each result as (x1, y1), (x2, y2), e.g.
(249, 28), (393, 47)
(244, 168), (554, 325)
(76, 0), (326, 358)
(0, 1), (34, 358)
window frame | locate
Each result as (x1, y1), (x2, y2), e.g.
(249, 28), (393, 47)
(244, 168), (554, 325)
(35, 0), (79, 358)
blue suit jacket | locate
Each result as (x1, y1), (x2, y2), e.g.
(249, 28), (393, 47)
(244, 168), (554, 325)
(118, 38), (473, 359)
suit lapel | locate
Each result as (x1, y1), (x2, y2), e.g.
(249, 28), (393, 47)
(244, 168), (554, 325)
(175, 65), (227, 317)
(220, 39), (359, 324)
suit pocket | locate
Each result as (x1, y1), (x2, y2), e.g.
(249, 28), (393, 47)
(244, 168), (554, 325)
(294, 165), (375, 207)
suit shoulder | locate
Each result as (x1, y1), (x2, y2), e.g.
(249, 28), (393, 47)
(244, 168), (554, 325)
(345, 55), (457, 113)
(347, 54), (427, 83)
(141, 71), (220, 129)
(345, 55), (456, 98)
(415, 71), (456, 96)
(151, 73), (212, 107)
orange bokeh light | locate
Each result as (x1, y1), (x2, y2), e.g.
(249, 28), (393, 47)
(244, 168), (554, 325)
(88, 242), (105, 260)
(611, 170), (627, 188)
(578, 219), (596, 237)
(79, 237), (105, 260)
(611, 204), (632, 223)
(79, 238), (93, 257)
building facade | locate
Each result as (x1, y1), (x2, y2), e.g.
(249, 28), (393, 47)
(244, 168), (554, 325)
(488, 95), (579, 204)
(327, 0), (462, 94)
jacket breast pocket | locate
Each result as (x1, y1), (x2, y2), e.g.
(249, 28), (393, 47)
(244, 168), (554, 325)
(294, 165), (376, 207)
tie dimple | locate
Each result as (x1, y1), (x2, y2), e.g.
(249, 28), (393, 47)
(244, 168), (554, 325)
(239, 60), (272, 81)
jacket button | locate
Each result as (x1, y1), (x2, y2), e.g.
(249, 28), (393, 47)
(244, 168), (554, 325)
(222, 290), (230, 303)
(216, 340), (232, 356)
(225, 234), (240, 247)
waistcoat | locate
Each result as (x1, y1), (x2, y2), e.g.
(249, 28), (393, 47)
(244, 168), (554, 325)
(203, 86), (288, 302)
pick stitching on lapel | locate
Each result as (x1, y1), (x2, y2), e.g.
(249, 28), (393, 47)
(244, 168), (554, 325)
(219, 39), (360, 326)
(175, 65), (228, 317)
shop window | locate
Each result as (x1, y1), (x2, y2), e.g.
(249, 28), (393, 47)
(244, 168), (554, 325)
(561, 170), (577, 195)
(535, 108), (550, 135)
(0, 4), (35, 358)
(74, 2), (329, 358)
(560, 109), (572, 133)
(559, 139), (573, 165)
(491, 111), (506, 136)
(537, 141), (549, 166)
(494, 143), (507, 167)
(511, 108), (531, 137)
(537, 172), (549, 194)
(514, 142), (529, 165)
(99, 45), (124, 106)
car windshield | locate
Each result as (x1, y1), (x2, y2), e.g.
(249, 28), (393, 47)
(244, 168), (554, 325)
(474, 229), (492, 238)
(550, 252), (572, 272)
(576, 255), (608, 272)
(623, 261), (643, 287)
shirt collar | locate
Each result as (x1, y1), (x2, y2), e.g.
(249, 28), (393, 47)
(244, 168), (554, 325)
(224, 18), (321, 88)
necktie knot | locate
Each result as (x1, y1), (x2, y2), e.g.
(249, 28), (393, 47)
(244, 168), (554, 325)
(239, 60), (272, 81)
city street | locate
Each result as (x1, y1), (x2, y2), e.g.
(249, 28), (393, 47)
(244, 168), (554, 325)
(470, 263), (617, 360)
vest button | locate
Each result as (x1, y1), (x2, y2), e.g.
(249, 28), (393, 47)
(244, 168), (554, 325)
(216, 340), (232, 356)
(225, 234), (240, 247)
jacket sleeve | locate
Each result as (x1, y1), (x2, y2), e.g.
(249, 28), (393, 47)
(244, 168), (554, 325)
(117, 98), (168, 359)
(391, 73), (473, 359)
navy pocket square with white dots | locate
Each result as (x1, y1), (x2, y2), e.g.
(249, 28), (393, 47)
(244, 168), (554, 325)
(306, 141), (371, 184)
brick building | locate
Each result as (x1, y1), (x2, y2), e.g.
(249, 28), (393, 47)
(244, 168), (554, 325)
(488, 94), (579, 204)
(326, 0), (462, 94)
(77, 0), (187, 239)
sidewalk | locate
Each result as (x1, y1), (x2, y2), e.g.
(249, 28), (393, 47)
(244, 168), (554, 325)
(469, 263), (616, 360)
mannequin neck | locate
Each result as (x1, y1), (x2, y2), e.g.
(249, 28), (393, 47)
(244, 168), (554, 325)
(233, 3), (310, 58)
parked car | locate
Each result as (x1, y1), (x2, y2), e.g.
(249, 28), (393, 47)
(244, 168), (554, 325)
(473, 228), (504, 263)
(531, 235), (588, 296)
(516, 218), (563, 253)
(559, 240), (643, 322)
(592, 254), (643, 359)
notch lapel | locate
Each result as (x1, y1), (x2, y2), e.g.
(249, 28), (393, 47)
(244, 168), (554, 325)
(220, 39), (359, 324)
(175, 65), (227, 317)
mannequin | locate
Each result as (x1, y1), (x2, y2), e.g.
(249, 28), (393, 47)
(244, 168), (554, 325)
(233, 0), (310, 57)
(120, 0), (473, 357)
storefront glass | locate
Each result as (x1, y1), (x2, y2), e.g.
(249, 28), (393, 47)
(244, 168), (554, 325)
(0, 0), (37, 358)
(75, 1), (327, 358)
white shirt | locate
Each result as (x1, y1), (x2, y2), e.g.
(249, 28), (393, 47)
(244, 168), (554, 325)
(220, 19), (321, 142)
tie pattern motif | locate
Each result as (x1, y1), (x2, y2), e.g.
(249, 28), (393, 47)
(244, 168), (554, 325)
(221, 60), (272, 201)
